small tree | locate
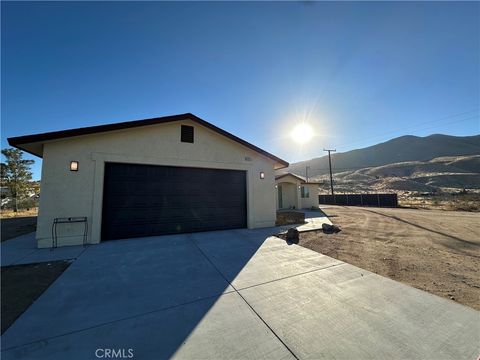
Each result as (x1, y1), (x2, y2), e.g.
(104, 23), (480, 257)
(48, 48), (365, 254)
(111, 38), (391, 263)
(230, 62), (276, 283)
(1, 148), (35, 212)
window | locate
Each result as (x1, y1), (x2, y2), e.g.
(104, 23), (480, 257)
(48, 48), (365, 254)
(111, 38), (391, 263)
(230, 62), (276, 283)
(181, 125), (194, 143)
(301, 186), (309, 198)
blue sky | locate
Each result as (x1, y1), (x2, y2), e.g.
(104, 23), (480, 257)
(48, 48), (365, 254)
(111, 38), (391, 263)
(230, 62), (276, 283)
(2, 1), (479, 180)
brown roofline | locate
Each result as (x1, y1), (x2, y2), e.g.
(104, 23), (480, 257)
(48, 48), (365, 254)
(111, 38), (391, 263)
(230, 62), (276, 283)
(275, 172), (321, 184)
(7, 113), (289, 167)
(6, 143), (41, 159)
(275, 173), (305, 182)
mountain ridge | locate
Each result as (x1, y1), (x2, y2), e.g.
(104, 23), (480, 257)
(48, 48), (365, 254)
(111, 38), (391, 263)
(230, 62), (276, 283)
(283, 134), (480, 178)
(311, 154), (480, 194)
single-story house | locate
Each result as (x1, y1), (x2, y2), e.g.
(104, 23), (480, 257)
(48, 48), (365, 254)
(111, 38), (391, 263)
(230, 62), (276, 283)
(8, 113), (288, 248)
(275, 173), (320, 210)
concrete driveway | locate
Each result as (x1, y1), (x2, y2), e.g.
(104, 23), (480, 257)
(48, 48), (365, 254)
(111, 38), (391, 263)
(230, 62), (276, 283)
(1, 228), (478, 359)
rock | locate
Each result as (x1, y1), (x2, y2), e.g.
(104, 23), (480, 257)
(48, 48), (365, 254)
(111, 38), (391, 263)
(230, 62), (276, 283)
(322, 223), (333, 232)
(286, 228), (299, 243)
(322, 223), (341, 233)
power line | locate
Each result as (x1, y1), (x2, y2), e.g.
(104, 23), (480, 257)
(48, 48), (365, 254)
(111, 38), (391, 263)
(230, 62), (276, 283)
(299, 166), (376, 171)
(292, 165), (395, 172)
(286, 108), (479, 174)
(334, 109), (479, 151)
(336, 115), (478, 151)
(323, 149), (336, 196)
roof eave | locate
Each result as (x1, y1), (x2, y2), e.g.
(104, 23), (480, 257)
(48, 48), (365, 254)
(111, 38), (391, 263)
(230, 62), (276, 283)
(7, 113), (289, 166)
(7, 141), (44, 158)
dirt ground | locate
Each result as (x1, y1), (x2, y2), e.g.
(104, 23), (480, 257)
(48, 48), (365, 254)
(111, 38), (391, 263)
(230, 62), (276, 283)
(297, 205), (480, 310)
(1, 261), (71, 334)
(399, 193), (480, 212)
(1, 216), (37, 242)
(1, 208), (38, 219)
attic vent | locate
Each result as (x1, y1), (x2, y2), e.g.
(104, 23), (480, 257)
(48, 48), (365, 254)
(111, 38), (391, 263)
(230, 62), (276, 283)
(181, 125), (194, 143)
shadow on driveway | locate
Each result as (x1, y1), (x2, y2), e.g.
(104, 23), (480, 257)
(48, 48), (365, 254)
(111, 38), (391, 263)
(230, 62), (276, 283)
(1, 217), (37, 242)
(2, 226), (478, 360)
(1, 228), (302, 359)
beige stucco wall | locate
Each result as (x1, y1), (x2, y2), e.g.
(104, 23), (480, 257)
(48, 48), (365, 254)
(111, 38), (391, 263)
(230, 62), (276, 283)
(277, 182), (298, 209)
(300, 184), (319, 209)
(37, 119), (279, 248)
(275, 175), (319, 210)
(275, 174), (300, 210)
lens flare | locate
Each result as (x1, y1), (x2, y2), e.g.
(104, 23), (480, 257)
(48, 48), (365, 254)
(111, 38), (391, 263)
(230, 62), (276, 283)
(291, 123), (314, 144)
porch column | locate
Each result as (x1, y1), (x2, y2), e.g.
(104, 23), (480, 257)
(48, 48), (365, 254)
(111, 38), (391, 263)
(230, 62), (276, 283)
(296, 181), (301, 209)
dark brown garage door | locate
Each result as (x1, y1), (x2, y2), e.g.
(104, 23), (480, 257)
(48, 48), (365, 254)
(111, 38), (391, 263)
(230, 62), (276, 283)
(101, 163), (247, 240)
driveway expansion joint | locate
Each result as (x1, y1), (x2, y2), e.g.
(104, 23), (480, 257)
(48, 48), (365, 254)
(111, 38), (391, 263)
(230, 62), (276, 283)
(3, 228), (479, 359)
(1, 291), (230, 352)
(187, 234), (299, 360)
(236, 262), (346, 292)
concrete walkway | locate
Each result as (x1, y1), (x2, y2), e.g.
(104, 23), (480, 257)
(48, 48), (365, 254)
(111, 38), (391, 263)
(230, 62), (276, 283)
(1, 228), (479, 359)
(278, 209), (333, 233)
(1, 211), (329, 267)
(295, 209), (333, 231)
(1, 232), (86, 266)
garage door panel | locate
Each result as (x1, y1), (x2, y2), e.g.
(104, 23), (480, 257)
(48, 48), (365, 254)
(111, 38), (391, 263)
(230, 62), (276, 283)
(106, 195), (246, 209)
(101, 163), (247, 240)
(106, 207), (245, 222)
(107, 199), (246, 210)
(110, 222), (240, 239)
(106, 181), (241, 195)
(104, 218), (245, 239)
(107, 217), (245, 230)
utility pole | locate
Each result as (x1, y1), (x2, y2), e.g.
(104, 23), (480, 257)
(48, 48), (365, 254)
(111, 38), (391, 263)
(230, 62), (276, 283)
(305, 166), (310, 182)
(324, 149), (336, 196)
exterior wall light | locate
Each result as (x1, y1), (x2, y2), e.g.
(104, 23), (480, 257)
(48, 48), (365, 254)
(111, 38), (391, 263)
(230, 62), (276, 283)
(260, 172), (265, 179)
(70, 161), (79, 171)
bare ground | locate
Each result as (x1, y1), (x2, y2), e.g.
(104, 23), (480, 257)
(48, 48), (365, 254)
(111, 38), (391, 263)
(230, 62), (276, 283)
(1, 208), (38, 219)
(297, 205), (480, 310)
(398, 193), (480, 212)
(1, 216), (37, 242)
(1, 261), (70, 334)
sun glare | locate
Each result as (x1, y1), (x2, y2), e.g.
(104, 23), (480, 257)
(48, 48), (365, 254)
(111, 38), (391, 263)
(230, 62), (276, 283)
(291, 123), (314, 144)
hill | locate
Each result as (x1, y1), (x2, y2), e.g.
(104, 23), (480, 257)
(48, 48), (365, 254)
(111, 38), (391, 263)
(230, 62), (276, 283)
(285, 134), (480, 178)
(310, 155), (480, 194)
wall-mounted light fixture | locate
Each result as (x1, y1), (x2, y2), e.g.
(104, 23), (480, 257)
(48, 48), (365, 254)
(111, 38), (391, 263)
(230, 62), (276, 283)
(275, 185), (278, 189)
(70, 161), (79, 171)
(260, 172), (265, 179)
